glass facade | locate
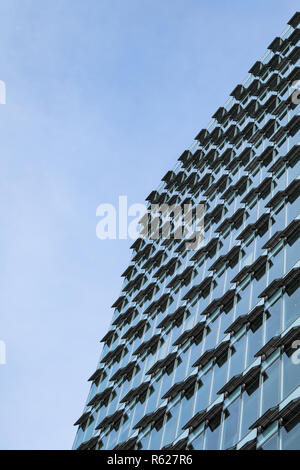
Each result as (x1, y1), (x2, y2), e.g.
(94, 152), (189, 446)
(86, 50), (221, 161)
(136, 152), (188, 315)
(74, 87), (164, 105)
(73, 12), (300, 451)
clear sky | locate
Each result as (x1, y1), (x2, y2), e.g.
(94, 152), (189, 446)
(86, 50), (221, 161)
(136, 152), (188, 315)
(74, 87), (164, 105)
(0, 0), (298, 450)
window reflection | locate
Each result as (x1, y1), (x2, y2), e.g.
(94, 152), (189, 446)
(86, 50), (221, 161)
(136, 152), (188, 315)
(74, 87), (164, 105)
(190, 431), (204, 450)
(161, 402), (180, 447)
(265, 296), (282, 344)
(261, 359), (280, 415)
(260, 432), (278, 450)
(177, 384), (196, 433)
(149, 417), (165, 450)
(246, 313), (264, 366)
(222, 398), (240, 449)
(284, 283), (300, 330)
(285, 231), (300, 273)
(281, 414), (300, 450)
(203, 412), (222, 450)
(195, 369), (212, 411)
(240, 376), (259, 438)
(210, 352), (228, 403)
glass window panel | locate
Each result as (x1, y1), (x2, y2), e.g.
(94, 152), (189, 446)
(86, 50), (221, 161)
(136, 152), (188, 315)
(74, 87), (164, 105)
(131, 392), (147, 429)
(210, 352), (229, 403)
(106, 420), (121, 449)
(251, 264), (267, 308)
(204, 414), (221, 450)
(240, 238), (255, 269)
(84, 414), (95, 443)
(190, 432), (204, 450)
(139, 432), (150, 450)
(265, 297), (282, 344)
(212, 270), (225, 299)
(218, 305), (234, 342)
(74, 426), (85, 449)
(149, 417), (165, 450)
(261, 359), (280, 415)
(199, 284), (212, 313)
(246, 314), (264, 366)
(158, 362), (175, 400)
(227, 253), (239, 282)
(228, 335), (246, 380)
(260, 432), (279, 450)
(287, 193), (299, 225)
(271, 205), (285, 236)
(284, 283), (300, 330)
(107, 389), (118, 415)
(281, 415), (300, 450)
(161, 402), (180, 447)
(268, 247), (284, 285)
(204, 317), (219, 351)
(195, 369), (212, 411)
(282, 346), (300, 399)
(255, 221), (269, 255)
(187, 332), (204, 375)
(130, 364), (142, 390)
(157, 334), (172, 361)
(274, 168), (286, 193)
(240, 376), (259, 438)
(174, 353), (188, 384)
(95, 402), (107, 428)
(288, 154), (300, 183)
(100, 430), (110, 450)
(145, 381), (159, 414)
(177, 384), (196, 432)
(235, 281), (251, 318)
(286, 232), (300, 273)
(222, 397), (240, 449)
(218, 232), (231, 258)
(170, 318), (184, 343)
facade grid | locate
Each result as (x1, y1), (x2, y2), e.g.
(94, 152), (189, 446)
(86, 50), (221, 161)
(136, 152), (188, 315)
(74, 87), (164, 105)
(73, 12), (300, 451)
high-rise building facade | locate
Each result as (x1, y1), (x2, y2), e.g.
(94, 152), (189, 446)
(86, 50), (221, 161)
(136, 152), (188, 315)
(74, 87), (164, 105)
(73, 13), (300, 451)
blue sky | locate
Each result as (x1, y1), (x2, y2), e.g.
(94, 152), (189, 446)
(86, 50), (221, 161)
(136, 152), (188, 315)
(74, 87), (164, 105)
(0, 0), (298, 450)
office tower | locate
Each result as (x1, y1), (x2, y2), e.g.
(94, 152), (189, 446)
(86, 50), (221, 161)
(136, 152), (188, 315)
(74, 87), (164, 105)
(73, 12), (300, 450)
